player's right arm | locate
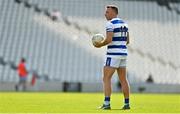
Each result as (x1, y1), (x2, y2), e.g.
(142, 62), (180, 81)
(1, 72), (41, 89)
(101, 21), (114, 46)
(93, 32), (113, 48)
(94, 21), (114, 48)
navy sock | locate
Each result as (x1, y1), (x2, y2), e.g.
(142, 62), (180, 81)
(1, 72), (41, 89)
(105, 96), (110, 101)
(124, 98), (129, 106)
(104, 96), (110, 105)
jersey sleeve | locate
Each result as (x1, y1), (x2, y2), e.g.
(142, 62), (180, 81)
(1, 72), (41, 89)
(106, 21), (113, 32)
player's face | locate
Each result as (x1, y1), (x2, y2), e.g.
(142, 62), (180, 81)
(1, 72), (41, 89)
(105, 8), (113, 20)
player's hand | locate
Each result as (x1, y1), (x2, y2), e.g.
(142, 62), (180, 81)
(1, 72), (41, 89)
(93, 42), (102, 48)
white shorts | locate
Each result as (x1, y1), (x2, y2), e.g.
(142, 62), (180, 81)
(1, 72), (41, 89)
(104, 57), (127, 68)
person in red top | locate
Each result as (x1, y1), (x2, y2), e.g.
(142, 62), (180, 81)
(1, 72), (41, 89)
(15, 58), (28, 91)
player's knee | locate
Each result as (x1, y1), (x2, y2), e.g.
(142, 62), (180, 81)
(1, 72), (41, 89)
(103, 75), (111, 82)
(120, 79), (128, 85)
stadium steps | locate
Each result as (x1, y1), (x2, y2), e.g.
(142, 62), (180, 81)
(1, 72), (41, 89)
(0, 0), (179, 85)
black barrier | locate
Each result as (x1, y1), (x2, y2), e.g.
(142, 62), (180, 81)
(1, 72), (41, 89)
(63, 82), (82, 92)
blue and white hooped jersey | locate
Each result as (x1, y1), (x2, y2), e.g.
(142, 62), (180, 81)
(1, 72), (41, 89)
(106, 17), (128, 58)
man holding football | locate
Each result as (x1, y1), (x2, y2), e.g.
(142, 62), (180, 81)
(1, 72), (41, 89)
(94, 5), (130, 110)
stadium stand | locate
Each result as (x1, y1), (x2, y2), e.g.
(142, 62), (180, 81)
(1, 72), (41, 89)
(0, 0), (180, 92)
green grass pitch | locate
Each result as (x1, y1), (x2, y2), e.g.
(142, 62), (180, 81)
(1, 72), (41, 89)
(0, 92), (179, 113)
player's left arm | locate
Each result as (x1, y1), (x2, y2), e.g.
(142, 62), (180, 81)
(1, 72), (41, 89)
(94, 31), (113, 48)
(126, 32), (130, 45)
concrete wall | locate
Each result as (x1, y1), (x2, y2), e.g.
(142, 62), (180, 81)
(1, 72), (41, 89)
(0, 82), (180, 93)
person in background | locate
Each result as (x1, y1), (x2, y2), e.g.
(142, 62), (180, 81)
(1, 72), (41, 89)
(51, 9), (61, 21)
(15, 58), (28, 91)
